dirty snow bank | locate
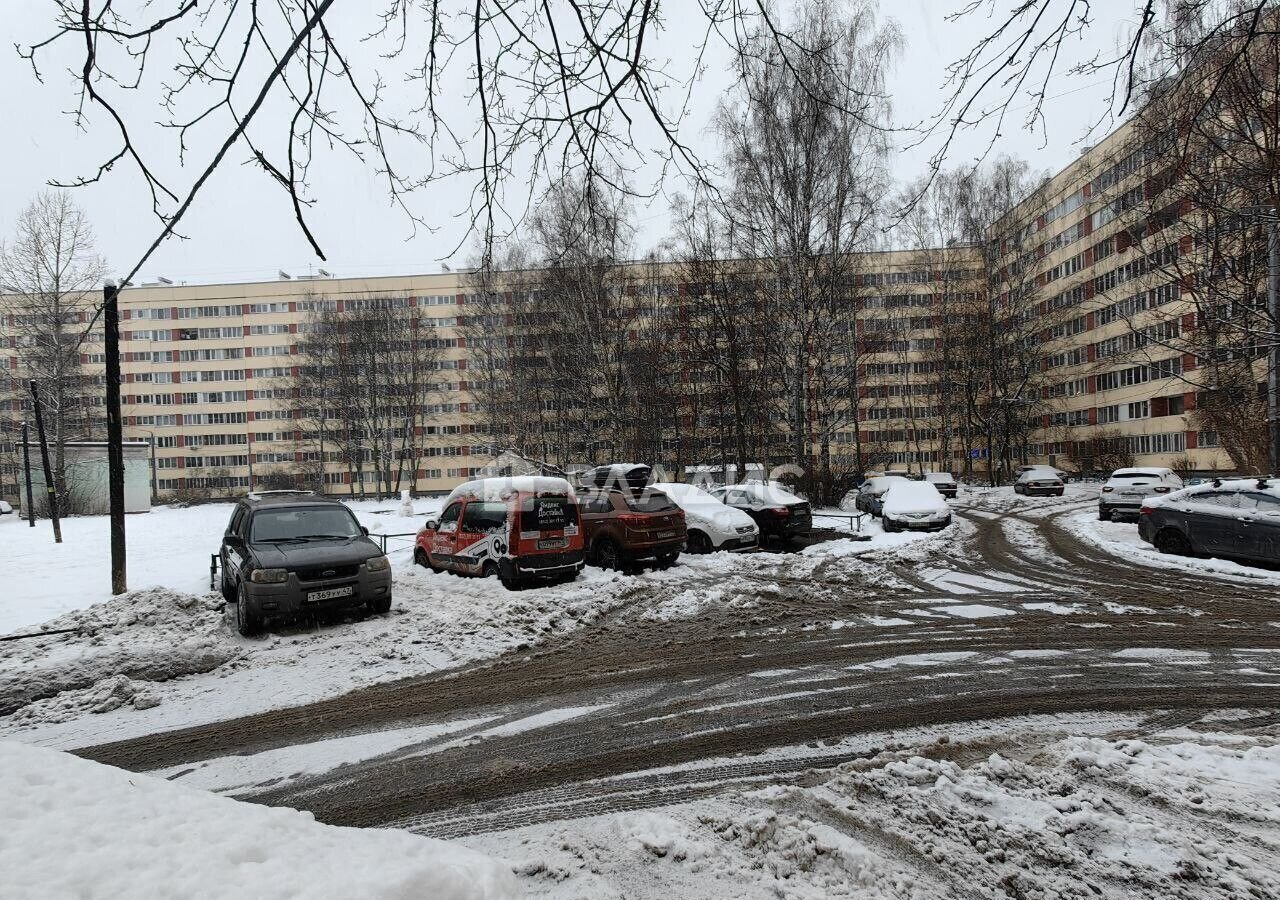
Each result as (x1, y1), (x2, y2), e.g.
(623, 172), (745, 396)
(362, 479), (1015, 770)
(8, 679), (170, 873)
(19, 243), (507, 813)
(0, 564), (661, 749)
(0, 739), (517, 900)
(468, 717), (1280, 899)
(0, 587), (232, 717)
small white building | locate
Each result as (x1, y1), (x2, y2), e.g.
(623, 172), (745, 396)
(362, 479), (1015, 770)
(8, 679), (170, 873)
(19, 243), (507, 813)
(20, 441), (152, 516)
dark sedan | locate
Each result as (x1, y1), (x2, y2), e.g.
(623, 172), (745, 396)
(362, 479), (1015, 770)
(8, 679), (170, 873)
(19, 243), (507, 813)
(1138, 478), (1280, 566)
(710, 482), (812, 541)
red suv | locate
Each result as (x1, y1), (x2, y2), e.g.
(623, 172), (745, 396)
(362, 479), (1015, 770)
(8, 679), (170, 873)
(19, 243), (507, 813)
(415, 477), (585, 589)
(577, 487), (686, 571)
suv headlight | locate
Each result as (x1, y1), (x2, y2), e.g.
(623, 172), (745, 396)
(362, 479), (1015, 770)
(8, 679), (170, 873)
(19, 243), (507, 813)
(250, 568), (289, 584)
(366, 555), (391, 572)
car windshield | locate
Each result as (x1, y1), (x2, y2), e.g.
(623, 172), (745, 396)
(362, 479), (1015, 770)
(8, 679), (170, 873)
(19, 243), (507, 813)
(250, 506), (362, 542)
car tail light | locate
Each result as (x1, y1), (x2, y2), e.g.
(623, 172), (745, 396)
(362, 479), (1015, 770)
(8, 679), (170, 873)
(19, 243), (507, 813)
(1140, 506), (1155, 516)
(1153, 486), (1171, 493)
(1102, 486), (1113, 493)
(771, 507), (790, 516)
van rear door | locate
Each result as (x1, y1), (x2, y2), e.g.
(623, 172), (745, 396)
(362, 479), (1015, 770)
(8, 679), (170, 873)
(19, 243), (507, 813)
(518, 494), (579, 553)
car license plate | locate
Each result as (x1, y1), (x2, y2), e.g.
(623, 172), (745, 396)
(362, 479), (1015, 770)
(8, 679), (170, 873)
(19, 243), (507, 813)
(308, 585), (353, 602)
(657, 530), (676, 539)
(538, 538), (568, 550)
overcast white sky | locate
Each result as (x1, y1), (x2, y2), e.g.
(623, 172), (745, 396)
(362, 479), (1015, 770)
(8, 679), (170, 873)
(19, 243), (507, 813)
(0, 1), (1142, 285)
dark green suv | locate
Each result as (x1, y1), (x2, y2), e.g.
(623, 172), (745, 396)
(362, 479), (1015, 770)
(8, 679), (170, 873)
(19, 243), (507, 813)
(218, 492), (392, 636)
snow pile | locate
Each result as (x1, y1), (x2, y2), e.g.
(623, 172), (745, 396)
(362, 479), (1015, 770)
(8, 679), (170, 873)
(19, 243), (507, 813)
(0, 587), (233, 717)
(0, 739), (519, 900)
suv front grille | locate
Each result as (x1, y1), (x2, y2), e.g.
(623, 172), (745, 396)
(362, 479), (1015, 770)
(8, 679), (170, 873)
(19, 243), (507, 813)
(296, 563), (359, 582)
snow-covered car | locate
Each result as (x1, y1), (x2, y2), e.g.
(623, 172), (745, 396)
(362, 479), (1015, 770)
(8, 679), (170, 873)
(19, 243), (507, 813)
(709, 481), (812, 541)
(1098, 467), (1183, 521)
(651, 482), (759, 553)
(1138, 477), (1280, 565)
(0, 499), (13, 515)
(923, 472), (958, 499)
(1013, 466), (1064, 497)
(880, 481), (952, 532)
(853, 475), (910, 515)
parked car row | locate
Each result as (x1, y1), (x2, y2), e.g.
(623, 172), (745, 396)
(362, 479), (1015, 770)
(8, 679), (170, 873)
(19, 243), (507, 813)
(410, 466), (817, 590)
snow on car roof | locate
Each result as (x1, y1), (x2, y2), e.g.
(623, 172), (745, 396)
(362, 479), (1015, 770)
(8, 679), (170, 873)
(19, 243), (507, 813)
(732, 481), (804, 504)
(650, 481), (717, 503)
(882, 481), (946, 513)
(1169, 477), (1280, 500)
(444, 476), (576, 506)
(1110, 467), (1172, 477)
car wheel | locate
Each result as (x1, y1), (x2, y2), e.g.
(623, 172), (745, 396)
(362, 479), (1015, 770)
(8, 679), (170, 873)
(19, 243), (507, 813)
(595, 537), (623, 572)
(1098, 507), (1111, 521)
(493, 561), (520, 590)
(656, 551), (679, 569)
(415, 547), (442, 572)
(219, 569), (236, 603)
(369, 594), (392, 615)
(687, 530), (713, 554)
(1155, 528), (1194, 557)
(235, 583), (263, 637)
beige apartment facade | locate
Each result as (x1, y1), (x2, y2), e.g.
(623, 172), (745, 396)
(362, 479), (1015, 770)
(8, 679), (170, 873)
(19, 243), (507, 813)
(0, 110), (1266, 503)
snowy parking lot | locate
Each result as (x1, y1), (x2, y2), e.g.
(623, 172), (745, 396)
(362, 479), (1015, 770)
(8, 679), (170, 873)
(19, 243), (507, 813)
(4, 484), (1280, 897)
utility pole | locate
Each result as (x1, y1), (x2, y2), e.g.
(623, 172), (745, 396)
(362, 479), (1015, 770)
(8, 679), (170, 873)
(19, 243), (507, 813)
(104, 281), (126, 595)
(21, 421), (34, 527)
(1269, 214), (1279, 476)
(29, 382), (61, 543)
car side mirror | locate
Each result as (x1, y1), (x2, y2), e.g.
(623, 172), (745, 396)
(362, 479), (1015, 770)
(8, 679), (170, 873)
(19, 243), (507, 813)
(361, 525), (370, 535)
(424, 519), (439, 531)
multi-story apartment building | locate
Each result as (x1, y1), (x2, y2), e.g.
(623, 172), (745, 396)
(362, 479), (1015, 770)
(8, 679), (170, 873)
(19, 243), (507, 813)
(1, 104), (1267, 503)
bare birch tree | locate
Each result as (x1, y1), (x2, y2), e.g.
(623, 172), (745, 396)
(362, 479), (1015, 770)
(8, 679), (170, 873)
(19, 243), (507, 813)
(0, 191), (107, 512)
(716, 0), (899, 500)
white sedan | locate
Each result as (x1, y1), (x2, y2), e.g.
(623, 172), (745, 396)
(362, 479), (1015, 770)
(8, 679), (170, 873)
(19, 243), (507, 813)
(650, 482), (759, 553)
(881, 481), (952, 532)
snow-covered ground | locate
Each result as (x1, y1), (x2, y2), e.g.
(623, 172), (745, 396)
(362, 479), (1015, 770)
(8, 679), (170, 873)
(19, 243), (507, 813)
(0, 497), (444, 635)
(0, 739), (518, 900)
(0, 499), (949, 748)
(461, 713), (1280, 899)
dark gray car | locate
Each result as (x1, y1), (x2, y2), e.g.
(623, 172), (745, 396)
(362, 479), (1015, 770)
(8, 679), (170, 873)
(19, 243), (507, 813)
(219, 492), (393, 635)
(1138, 478), (1280, 566)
